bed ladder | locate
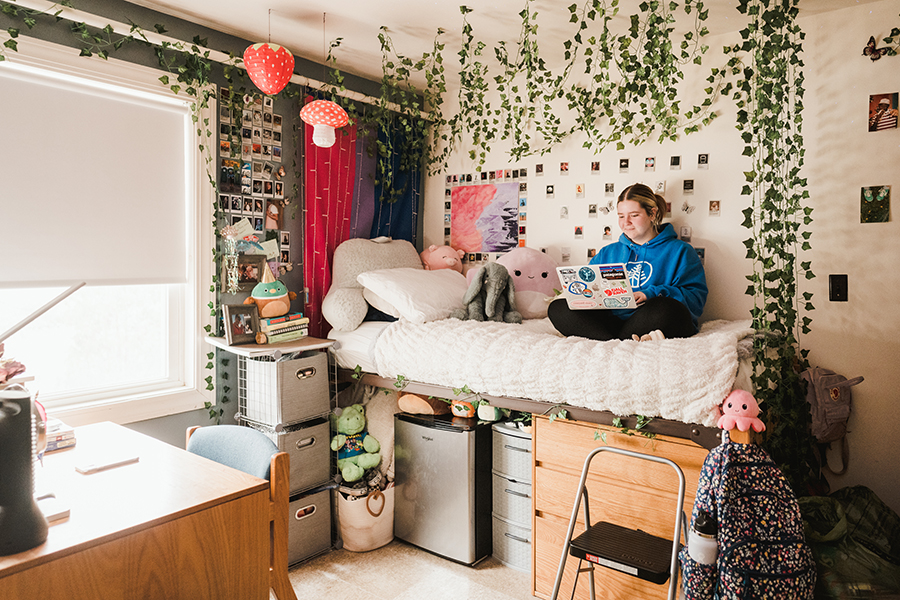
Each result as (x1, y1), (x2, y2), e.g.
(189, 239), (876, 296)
(549, 446), (686, 600)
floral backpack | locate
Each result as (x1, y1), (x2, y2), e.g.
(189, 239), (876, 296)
(680, 440), (817, 599)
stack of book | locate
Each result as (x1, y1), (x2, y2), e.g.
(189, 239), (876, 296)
(260, 312), (309, 343)
(45, 417), (76, 453)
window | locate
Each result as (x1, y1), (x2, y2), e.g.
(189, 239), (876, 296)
(0, 38), (214, 425)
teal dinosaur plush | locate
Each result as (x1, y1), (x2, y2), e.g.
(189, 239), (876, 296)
(330, 404), (382, 483)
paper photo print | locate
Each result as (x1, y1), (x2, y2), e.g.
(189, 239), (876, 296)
(860, 185), (890, 223)
(868, 93), (899, 132)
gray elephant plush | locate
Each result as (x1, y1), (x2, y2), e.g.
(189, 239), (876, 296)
(451, 262), (523, 323)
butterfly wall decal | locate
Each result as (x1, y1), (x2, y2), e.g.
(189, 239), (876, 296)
(863, 36), (889, 61)
(598, 199), (614, 215)
(682, 201), (696, 214)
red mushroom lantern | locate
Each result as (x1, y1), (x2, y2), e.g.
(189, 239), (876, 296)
(243, 42), (295, 95)
(299, 99), (349, 148)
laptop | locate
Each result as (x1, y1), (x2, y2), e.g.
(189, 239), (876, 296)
(556, 264), (638, 310)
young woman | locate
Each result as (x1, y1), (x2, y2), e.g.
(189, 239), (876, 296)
(548, 183), (707, 341)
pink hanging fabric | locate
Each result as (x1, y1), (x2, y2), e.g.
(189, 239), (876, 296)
(302, 98), (357, 338)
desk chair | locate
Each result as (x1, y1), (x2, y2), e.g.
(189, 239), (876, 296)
(550, 446), (686, 600)
(187, 425), (298, 600)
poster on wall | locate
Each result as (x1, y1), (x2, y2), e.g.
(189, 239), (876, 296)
(860, 185), (890, 223)
(450, 182), (520, 252)
(868, 93), (899, 132)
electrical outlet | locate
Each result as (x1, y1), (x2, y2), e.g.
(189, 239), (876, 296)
(829, 274), (848, 302)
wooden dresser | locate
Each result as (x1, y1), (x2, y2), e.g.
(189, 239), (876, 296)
(531, 415), (710, 600)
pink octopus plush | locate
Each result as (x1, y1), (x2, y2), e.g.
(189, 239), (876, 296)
(420, 244), (465, 273)
(716, 389), (766, 432)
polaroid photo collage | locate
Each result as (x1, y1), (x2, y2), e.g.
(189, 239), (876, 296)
(218, 88), (289, 234)
(443, 167), (529, 257)
(218, 87), (284, 165)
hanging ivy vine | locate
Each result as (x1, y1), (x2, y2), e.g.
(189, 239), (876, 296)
(729, 0), (817, 494)
(429, 1), (723, 169)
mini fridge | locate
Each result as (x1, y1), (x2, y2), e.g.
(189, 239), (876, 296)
(393, 413), (492, 565)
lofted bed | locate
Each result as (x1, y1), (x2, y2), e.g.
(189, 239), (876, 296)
(322, 236), (755, 599)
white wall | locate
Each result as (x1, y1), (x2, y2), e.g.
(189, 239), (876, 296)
(421, 0), (900, 512)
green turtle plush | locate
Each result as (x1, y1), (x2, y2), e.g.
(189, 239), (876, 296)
(330, 404), (381, 483)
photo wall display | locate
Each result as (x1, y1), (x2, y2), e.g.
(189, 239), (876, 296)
(444, 167), (529, 253)
(216, 87), (288, 230)
(526, 152), (723, 258)
(218, 88), (284, 163)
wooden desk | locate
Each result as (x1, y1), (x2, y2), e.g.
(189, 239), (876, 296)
(0, 422), (269, 600)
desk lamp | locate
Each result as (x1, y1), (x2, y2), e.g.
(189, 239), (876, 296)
(0, 282), (84, 555)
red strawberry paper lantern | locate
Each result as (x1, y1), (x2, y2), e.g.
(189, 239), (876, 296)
(243, 42), (294, 95)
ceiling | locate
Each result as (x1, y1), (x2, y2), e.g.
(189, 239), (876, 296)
(125, 0), (881, 87)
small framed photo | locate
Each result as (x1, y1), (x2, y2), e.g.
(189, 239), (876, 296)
(698, 153), (709, 169)
(235, 254), (267, 291)
(281, 231), (290, 248)
(619, 158), (629, 173)
(223, 304), (259, 346)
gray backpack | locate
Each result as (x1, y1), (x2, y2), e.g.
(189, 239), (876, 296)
(801, 367), (863, 475)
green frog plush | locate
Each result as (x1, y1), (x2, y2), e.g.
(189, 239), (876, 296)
(330, 404), (381, 483)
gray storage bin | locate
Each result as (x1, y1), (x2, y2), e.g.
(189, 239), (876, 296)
(492, 513), (531, 572)
(246, 418), (331, 494)
(492, 422), (532, 483)
(288, 488), (332, 565)
(492, 471), (532, 526)
(243, 351), (329, 426)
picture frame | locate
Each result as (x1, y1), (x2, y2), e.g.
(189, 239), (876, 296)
(235, 254), (267, 291)
(223, 304), (259, 346)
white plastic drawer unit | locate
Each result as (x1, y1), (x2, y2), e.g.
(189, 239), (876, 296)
(243, 351), (329, 426)
(492, 470), (532, 526)
(492, 513), (531, 572)
(492, 422), (532, 483)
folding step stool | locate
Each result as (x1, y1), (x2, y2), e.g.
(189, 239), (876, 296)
(549, 446), (686, 600)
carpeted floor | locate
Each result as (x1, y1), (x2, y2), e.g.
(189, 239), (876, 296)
(280, 539), (536, 600)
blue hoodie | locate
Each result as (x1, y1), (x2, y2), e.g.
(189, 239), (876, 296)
(589, 223), (708, 331)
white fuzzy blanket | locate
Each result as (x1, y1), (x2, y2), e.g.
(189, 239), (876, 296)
(373, 318), (755, 427)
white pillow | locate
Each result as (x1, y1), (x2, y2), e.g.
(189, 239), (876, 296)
(357, 268), (468, 323)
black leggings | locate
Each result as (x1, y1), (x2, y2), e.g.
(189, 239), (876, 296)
(547, 296), (697, 341)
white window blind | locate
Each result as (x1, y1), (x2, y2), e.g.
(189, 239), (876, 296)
(0, 62), (189, 288)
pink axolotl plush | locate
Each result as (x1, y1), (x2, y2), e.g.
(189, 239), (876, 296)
(716, 389), (766, 432)
(420, 244), (465, 273)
